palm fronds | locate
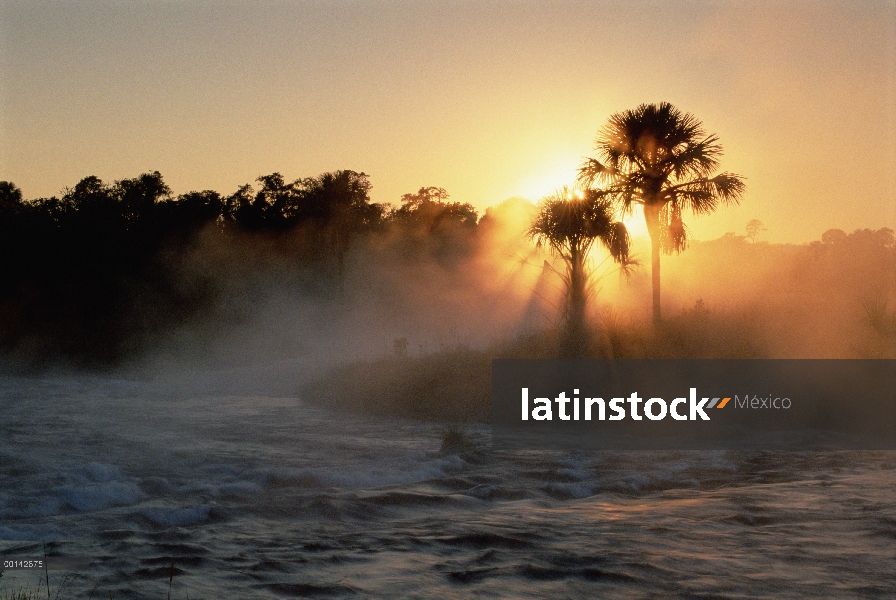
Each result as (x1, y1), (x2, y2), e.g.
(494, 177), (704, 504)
(581, 102), (745, 213)
(527, 187), (630, 265)
(578, 102), (746, 324)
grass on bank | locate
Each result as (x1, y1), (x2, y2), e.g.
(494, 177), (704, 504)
(300, 304), (772, 423)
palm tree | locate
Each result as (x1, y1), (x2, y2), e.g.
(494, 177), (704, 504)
(578, 102), (745, 325)
(527, 186), (631, 357)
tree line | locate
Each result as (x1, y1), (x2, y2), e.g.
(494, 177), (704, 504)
(5, 101), (889, 367)
(0, 173), (478, 368)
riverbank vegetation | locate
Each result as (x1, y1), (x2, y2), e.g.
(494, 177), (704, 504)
(1, 173), (893, 377)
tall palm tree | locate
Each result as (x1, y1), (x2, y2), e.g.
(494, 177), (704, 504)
(578, 102), (745, 325)
(528, 186), (631, 357)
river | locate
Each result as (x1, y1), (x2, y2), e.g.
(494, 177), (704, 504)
(1, 373), (894, 598)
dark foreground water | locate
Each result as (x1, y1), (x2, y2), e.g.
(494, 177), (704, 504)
(1, 373), (894, 599)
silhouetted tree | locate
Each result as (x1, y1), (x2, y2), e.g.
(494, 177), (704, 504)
(820, 228), (895, 249)
(386, 187), (479, 264)
(58, 176), (127, 278)
(579, 102), (745, 325)
(821, 228), (848, 245)
(299, 170), (385, 282)
(252, 173), (304, 230)
(527, 187), (631, 357)
(0, 182), (28, 299)
(0, 181), (23, 213)
(746, 219), (766, 243)
(116, 171), (170, 223)
(162, 190), (224, 239)
(399, 186), (450, 207)
(223, 183), (259, 229)
(391, 187), (478, 229)
(849, 228), (895, 248)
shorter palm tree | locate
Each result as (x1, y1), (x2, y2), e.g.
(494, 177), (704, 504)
(527, 187), (631, 357)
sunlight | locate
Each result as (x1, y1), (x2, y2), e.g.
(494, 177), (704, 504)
(514, 161), (580, 203)
(623, 212), (649, 239)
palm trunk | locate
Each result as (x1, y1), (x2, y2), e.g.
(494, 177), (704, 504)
(562, 245), (589, 357)
(644, 203), (662, 325)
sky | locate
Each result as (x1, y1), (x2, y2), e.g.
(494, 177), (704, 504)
(1, 0), (894, 242)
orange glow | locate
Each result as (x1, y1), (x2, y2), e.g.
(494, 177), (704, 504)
(2, 2), (893, 243)
(622, 213), (650, 239)
(513, 161), (581, 203)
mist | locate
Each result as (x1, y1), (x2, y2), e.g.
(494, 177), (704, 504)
(1, 171), (894, 405)
(595, 227), (896, 359)
(140, 204), (896, 418)
(2, 173), (895, 598)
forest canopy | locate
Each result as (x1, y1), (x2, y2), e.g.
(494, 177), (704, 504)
(0, 171), (893, 371)
(0, 172), (479, 368)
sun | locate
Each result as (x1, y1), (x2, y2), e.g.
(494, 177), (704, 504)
(514, 161), (581, 203)
(511, 157), (649, 237)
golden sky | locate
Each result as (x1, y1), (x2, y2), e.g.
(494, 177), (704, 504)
(1, 0), (894, 242)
